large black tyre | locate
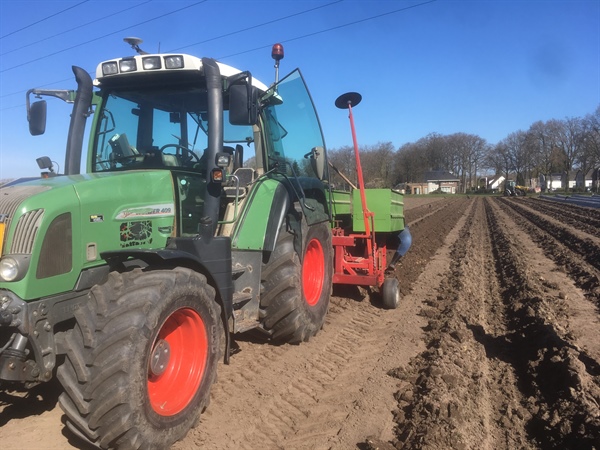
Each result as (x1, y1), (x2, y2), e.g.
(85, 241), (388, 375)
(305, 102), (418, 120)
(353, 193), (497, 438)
(260, 220), (333, 343)
(57, 267), (223, 450)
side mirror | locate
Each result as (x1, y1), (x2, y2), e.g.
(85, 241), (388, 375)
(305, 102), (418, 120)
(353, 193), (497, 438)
(307, 146), (326, 181)
(28, 100), (47, 136)
(229, 84), (258, 126)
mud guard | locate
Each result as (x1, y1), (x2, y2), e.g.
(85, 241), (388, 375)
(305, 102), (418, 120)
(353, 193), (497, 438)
(263, 185), (291, 254)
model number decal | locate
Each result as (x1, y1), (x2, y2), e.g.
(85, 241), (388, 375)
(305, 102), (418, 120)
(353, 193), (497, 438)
(115, 203), (174, 220)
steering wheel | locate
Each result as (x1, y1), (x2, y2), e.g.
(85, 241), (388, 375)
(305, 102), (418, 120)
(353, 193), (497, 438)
(158, 144), (201, 165)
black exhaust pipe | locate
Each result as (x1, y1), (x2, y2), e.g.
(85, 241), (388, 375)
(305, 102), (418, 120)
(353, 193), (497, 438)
(201, 58), (224, 235)
(64, 66), (93, 175)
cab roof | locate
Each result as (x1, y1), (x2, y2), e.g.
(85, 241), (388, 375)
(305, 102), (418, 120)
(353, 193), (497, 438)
(95, 53), (269, 92)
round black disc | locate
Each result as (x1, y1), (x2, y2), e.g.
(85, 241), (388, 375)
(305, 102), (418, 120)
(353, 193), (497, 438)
(335, 92), (362, 109)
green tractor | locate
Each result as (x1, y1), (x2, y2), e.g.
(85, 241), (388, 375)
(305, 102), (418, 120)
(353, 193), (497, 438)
(0, 40), (410, 449)
(503, 180), (528, 196)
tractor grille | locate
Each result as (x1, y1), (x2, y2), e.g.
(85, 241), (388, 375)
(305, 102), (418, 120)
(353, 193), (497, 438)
(0, 184), (50, 255)
(11, 209), (44, 254)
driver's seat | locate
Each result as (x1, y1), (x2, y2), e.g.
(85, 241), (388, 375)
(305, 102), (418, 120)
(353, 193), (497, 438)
(162, 154), (179, 167)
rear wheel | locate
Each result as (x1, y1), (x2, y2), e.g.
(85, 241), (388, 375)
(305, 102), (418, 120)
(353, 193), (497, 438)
(261, 220), (333, 343)
(57, 268), (223, 450)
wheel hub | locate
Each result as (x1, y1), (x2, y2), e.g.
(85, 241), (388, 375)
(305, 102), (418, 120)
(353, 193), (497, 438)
(303, 238), (325, 306)
(150, 339), (171, 377)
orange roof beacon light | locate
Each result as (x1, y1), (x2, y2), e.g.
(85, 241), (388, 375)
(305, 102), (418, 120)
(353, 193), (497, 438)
(272, 43), (284, 84)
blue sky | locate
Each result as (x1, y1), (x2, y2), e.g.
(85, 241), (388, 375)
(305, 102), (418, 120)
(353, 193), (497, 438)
(1, 0), (598, 179)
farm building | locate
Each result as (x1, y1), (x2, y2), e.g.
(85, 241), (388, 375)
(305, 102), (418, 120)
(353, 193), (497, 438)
(478, 175), (505, 192)
(407, 171), (460, 195)
(540, 170), (597, 192)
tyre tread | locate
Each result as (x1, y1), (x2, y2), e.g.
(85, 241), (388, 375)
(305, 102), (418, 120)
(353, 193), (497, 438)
(57, 268), (222, 450)
(261, 220), (333, 344)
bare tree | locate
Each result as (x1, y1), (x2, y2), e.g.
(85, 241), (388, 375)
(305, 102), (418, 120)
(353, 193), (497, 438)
(425, 133), (451, 173)
(383, 104), (600, 195)
(485, 141), (513, 185)
(328, 145), (356, 190)
(580, 107), (600, 175)
(527, 120), (556, 184)
(445, 133), (489, 193)
(555, 117), (584, 175)
(361, 142), (396, 188)
(394, 142), (423, 185)
(393, 137), (433, 185)
(501, 131), (531, 185)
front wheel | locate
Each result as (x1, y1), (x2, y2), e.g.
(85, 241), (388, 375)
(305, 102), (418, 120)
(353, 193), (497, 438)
(57, 268), (223, 450)
(382, 277), (401, 309)
(261, 220), (333, 343)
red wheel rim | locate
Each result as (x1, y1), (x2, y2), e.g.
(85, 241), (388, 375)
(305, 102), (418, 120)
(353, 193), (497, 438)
(302, 238), (325, 306)
(148, 307), (208, 416)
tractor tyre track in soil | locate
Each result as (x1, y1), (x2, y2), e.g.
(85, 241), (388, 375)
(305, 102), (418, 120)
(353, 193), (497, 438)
(392, 197), (600, 450)
(520, 197), (600, 239)
(497, 198), (600, 309)
(1, 196), (599, 450)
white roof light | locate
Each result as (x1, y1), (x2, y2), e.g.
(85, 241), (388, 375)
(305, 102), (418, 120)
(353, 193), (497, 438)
(95, 54), (268, 91)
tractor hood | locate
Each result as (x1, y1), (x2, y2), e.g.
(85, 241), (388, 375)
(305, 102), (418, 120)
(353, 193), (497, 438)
(0, 171), (176, 300)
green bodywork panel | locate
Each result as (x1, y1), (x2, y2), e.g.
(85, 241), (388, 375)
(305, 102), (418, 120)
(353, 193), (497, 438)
(0, 171), (175, 300)
(329, 188), (405, 233)
(231, 178), (281, 250)
(352, 189), (405, 232)
(330, 190), (352, 216)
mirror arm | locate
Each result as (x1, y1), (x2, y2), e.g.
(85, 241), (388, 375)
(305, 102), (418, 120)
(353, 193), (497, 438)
(26, 89), (75, 120)
(26, 88), (74, 104)
(226, 71), (252, 90)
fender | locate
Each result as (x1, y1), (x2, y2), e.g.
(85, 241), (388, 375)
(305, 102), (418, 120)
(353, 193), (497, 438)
(232, 178), (289, 251)
(285, 176), (330, 225)
(233, 176), (329, 256)
(101, 236), (233, 319)
(264, 176), (330, 261)
(263, 184), (291, 253)
(101, 238), (234, 363)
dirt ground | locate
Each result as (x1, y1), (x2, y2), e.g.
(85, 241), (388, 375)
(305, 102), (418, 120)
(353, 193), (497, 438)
(1, 195), (599, 449)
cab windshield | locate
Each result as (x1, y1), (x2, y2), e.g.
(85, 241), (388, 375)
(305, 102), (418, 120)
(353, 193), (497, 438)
(91, 87), (254, 173)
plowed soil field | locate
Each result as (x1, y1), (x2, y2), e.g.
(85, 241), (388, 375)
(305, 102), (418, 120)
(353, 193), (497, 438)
(1, 196), (599, 449)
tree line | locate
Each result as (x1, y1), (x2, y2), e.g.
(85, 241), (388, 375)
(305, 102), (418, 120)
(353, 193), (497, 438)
(327, 105), (600, 193)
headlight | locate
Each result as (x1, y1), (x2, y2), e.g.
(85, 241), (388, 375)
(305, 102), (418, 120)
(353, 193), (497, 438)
(119, 58), (137, 73)
(142, 56), (161, 70)
(0, 255), (30, 282)
(164, 55), (184, 69)
(216, 152), (231, 168)
(0, 257), (18, 281)
(102, 61), (119, 76)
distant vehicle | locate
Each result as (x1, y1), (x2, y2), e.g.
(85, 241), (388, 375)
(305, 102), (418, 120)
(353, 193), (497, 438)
(504, 180), (528, 196)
